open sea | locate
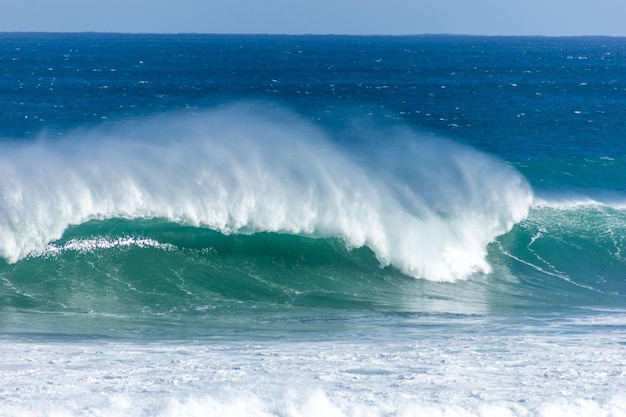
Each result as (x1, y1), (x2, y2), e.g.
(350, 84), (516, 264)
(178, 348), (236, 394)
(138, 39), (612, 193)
(1, 33), (626, 416)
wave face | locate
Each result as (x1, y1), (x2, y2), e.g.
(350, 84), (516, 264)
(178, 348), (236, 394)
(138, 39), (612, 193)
(0, 104), (531, 282)
(4, 203), (626, 322)
(493, 202), (626, 305)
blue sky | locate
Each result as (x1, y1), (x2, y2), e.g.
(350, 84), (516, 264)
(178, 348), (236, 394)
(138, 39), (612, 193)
(2, 0), (625, 36)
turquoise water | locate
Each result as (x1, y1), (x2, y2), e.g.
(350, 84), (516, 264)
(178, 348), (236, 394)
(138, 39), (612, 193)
(1, 34), (626, 416)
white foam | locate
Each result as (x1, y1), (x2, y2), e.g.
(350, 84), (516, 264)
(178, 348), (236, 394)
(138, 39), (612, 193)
(1, 327), (625, 417)
(532, 195), (626, 210)
(31, 236), (175, 258)
(0, 104), (532, 281)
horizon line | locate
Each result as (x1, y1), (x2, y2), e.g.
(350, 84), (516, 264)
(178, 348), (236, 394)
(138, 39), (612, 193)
(1, 31), (625, 38)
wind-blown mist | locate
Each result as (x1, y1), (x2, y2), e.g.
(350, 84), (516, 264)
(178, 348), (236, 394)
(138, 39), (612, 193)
(0, 105), (532, 281)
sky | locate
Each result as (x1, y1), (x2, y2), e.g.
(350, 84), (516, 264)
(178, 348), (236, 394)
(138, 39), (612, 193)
(1, 0), (625, 36)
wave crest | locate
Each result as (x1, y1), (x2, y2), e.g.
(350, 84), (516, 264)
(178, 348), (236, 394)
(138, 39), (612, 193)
(0, 104), (532, 281)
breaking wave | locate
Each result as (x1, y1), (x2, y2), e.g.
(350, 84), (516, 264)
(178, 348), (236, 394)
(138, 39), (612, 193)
(0, 104), (532, 281)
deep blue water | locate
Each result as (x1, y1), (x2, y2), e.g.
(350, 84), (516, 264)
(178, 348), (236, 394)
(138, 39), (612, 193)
(1, 34), (626, 416)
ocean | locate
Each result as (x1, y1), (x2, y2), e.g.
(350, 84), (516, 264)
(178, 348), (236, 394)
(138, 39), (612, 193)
(1, 33), (626, 416)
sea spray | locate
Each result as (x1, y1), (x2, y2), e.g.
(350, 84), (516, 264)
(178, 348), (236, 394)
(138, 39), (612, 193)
(0, 104), (532, 281)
